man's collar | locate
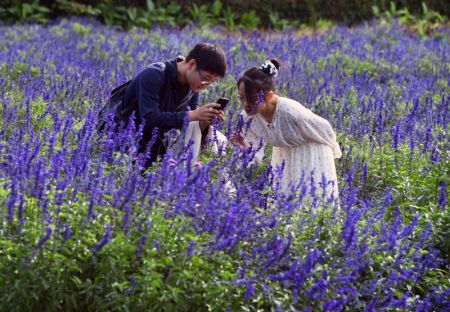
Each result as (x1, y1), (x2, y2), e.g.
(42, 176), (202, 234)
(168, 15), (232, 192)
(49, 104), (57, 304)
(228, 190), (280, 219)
(165, 57), (195, 94)
(165, 57), (181, 83)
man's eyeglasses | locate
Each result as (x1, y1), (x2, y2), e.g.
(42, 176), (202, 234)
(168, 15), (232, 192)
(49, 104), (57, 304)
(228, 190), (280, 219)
(196, 67), (218, 86)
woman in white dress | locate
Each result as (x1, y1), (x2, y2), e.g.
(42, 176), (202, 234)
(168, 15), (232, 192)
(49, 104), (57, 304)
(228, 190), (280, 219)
(230, 59), (341, 201)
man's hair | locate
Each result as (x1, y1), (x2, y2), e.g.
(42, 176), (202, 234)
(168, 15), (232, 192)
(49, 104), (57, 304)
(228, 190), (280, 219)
(186, 43), (226, 77)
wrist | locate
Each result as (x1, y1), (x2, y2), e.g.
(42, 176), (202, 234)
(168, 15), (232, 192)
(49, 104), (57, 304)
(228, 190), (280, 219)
(188, 110), (197, 121)
(199, 120), (210, 132)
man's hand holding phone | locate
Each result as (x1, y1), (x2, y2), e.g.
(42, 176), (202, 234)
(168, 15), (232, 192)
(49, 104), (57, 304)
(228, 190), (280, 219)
(214, 97), (228, 124)
(216, 97), (229, 111)
(189, 103), (221, 122)
(189, 97), (229, 123)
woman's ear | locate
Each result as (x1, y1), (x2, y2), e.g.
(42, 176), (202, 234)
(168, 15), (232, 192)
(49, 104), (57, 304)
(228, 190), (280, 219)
(266, 91), (274, 101)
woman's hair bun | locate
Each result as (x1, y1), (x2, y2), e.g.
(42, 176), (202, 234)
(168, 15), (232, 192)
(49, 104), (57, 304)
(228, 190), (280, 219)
(258, 58), (280, 78)
(269, 58), (280, 70)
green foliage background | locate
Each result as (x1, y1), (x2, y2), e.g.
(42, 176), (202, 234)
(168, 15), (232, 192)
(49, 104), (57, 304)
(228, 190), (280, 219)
(1, 0), (449, 31)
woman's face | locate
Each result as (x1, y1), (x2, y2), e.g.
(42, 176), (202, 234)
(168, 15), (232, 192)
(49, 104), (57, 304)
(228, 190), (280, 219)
(238, 82), (258, 115)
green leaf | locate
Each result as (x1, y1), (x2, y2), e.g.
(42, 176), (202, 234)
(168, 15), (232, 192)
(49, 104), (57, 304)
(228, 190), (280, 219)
(146, 0), (155, 12)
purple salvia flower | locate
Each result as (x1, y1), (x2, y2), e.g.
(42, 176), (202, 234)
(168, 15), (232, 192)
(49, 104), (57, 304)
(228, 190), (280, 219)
(438, 181), (447, 210)
(63, 224), (71, 241)
(185, 240), (196, 263)
(391, 120), (402, 151)
(388, 207), (402, 250)
(30, 226), (52, 258)
(135, 234), (147, 259)
(322, 299), (343, 312)
(422, 125), (433, 153)
(7, 177), (18, 222)
(92, 224), (112, 255)
(153, 240), (161, 251)
(243, 280), (255, 299)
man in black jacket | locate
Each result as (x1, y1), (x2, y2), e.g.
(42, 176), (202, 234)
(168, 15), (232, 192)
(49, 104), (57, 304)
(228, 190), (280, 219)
(107, 43), (227, 166)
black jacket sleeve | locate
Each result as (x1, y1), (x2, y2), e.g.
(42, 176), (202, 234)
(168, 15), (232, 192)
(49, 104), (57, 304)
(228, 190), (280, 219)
(136, 66), (189, 132)
(186, 92), (199, 110)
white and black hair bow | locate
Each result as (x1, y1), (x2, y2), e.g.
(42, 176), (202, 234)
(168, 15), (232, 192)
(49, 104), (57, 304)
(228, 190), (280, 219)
(258, 60), (278, 78)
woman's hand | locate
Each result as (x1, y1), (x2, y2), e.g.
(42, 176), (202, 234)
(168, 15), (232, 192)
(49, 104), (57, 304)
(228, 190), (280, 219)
(230, 132), (250, 149)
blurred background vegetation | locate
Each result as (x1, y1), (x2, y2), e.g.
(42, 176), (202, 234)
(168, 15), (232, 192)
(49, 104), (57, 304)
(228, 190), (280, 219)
(0, 0), (448, 33)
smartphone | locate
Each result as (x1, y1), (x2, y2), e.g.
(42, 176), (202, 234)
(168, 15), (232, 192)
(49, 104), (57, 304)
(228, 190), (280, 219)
(216, 97), (229, 111)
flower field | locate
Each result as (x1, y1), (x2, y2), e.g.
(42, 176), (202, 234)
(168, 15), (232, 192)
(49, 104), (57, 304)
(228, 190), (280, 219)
(0, 18), (449, 311)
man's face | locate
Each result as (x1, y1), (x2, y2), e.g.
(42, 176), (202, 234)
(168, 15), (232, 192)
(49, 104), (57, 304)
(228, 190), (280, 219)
(189, 62), (220, 92)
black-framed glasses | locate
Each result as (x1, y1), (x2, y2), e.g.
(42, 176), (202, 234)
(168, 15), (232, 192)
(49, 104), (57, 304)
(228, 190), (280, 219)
(196, 67), (218, 86)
